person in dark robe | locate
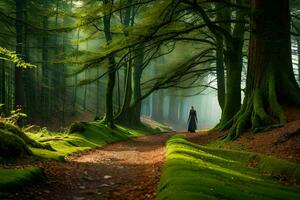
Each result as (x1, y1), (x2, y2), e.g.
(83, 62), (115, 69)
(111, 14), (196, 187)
(188, 106), (198, 133)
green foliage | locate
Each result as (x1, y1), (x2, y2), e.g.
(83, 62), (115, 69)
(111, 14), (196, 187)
(0, 47), (36, 68)
(157, 135), (300, 200)
(0, 108), (27, 126)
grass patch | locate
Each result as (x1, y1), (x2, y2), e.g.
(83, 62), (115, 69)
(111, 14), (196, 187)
(0, 167), (44, 192)
(157, 135), (300, 200)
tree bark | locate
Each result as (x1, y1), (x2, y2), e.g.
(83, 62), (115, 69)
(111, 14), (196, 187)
(215, 34), (225, 110)
(103, 0), (116, 128)
(216, 1), (246, 130)
(225, 0), (300, 140)
(215, 3), (229, 110)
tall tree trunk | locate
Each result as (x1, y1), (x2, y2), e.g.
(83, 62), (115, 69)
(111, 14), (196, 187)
(215, 34), (225, 110)
(41, 9), (49, 117)
(216, 2), (246, 130)
(24, 8), (36, 117)
(15, 0), (25, 109)
(72, 28), (80, 115)
(168, 94), (179, 124)
(152, 90), (164, 122)
(0, 59), (5, 113)
(116, 62), (132, 121)
(215, 2), (228, 110)
(103, 0), (116, 128)
(297, 39), (300, 82)
(226, 0), (300, 140)
(96, 67), (100, 117)
(83, 36), (89, 110)
(129, 43), (144, 125)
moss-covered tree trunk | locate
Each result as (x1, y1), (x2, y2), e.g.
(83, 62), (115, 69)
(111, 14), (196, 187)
(103, 0), (116, 128)
(116, 43), (144, 126)
(225, 0), (300, 140)
(216, 3), (246, 130)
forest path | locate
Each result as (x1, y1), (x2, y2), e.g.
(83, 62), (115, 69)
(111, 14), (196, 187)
(8, 132), (178, 200)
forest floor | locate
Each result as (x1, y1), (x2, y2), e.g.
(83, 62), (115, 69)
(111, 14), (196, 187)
(2, 110), (300, 200)
(4, 132), (178, 200)
(185, 107), (300, 164)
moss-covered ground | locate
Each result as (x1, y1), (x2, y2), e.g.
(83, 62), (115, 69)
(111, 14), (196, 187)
(0, 121), (165, 195)
(157, 135), (300, 200)
(28, 122), (150, 161)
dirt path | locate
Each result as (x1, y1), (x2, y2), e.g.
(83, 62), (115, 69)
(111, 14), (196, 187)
(6, 132), (175, 200)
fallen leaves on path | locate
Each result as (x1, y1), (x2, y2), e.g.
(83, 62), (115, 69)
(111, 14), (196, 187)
(5, 132), (175, 200)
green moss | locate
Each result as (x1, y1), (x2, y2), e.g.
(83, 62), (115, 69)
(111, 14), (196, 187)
(0, 129), (31, 158)
(0, 167), (45, 192)
(157, 135), (300, 200)
(0, 122), (53, 150)
(26, 122), (146, 160)
(69, 122), (86, 134)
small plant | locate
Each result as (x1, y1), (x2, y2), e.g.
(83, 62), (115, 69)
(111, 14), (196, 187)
(0, 106), (27, 126)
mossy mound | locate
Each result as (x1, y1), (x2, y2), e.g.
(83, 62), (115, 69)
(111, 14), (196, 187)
(69, 122), (87, 134)
(0, 129), (32, 158)
(0, 167), (45, 192)
(28, 122), (145, 161)
(157, 135), (300, 200)
(0, 122), (53, 151)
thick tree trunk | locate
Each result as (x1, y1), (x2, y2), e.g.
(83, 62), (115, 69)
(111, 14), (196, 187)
(15, 0), (25, 109)
(115, 44), (144, 126)
(226, 0), (300, 140)
(115, 4), (143, 126)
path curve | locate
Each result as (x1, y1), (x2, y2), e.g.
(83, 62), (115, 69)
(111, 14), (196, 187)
(7, 132), (175, 200)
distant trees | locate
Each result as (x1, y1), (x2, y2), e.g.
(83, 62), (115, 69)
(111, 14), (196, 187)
(1, 0), (299, 135)
(0, 0), (84, 127)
